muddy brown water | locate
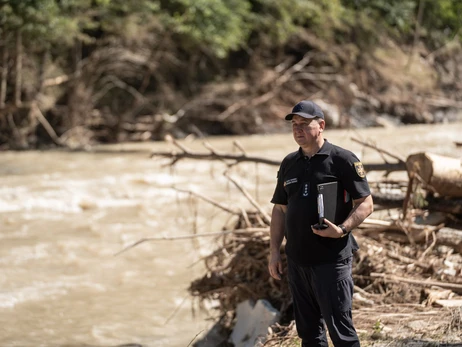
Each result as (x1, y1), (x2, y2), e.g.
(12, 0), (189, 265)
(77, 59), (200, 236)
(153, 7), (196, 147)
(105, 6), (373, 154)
(1, 123), (461, 347)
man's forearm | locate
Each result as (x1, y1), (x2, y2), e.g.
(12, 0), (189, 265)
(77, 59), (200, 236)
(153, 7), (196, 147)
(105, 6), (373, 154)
(342, 195), (374, 231)
(270, 204), (286, 253)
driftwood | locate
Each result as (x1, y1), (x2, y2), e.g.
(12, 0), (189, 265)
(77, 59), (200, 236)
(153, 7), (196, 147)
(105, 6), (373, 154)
(224, 170), (272, 225)
(359, 218), (444, 244)
(368, 272), (462, 294)
(151, 137), (280, 167)
(426, 196), (462, 215)
(350, 138), (407, 175)
(151, 136), (407, 172)
(406, 152), (462, 198)
(114, 227), (269, 256)
(371, 192), (462, 216)
(437, 227), (462, 254)
(358, 218), (462, 257)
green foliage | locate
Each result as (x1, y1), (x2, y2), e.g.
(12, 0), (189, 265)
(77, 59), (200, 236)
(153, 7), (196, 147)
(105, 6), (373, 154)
(341, 0), (462, 44)
(247, 0), (350, 44)
(373, 319), (383, 333)
(342, 0), (416, 34)
(160, 0), (252, 58)
(421, 0), (462, 44)
(2, 0), (460, 58)
(0, 0), (88, 49)
(93, 0), (161, 43)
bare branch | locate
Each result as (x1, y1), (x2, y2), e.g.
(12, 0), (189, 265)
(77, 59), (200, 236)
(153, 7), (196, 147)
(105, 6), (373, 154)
(42, 74), (71, 87)
(224, 171), (272, 225)
(114, 228), (269, 256)
(151, 136), (407, 172)
(151, 139), (280, 166)
(30, 102), (64, 147)
(350, 137), (406, 163)
(173, 187), (240, 215)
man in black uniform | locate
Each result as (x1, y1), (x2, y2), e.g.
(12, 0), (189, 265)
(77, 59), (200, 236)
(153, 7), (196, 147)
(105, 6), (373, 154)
(268, 100), (374, 347)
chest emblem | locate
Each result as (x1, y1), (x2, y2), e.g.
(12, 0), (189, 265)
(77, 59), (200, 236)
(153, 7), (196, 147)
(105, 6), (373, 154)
(284, 178), (298, 187)
(354, 162), (366, 178)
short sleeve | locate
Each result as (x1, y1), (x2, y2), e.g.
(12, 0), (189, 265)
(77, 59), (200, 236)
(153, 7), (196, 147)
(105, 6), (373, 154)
(337, 151), (371, 200)
(271, 163), (288, 205)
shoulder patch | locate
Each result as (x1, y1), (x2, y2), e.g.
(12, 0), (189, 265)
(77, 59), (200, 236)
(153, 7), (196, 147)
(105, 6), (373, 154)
(354, 162), (366, 178)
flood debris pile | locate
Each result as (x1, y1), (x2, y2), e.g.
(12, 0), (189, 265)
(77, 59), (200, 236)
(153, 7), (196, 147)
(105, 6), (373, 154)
(149, 139), (462, 345)
(188, 215), (462, 345)
(188, 218), (290, 332)
(189, 229), (289, 315)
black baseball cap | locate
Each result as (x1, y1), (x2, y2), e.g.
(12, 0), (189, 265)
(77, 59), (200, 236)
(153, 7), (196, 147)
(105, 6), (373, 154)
(285, 100), (325, 120)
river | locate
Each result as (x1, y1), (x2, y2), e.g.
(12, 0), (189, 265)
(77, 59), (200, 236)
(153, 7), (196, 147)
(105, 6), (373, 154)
(1, 123), (461, 347)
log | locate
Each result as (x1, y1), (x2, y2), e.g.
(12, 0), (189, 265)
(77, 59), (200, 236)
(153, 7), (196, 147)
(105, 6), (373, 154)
(369, 272), (462, 294)
(426, 196), (462, 215)
(437, 227), (462, 254)
(371, 191), (462, 216)
(434, 299), (462, 307)
(359, 219), (443, 245)
(371, 191), (404, 208)
(406, 152), (462, 197)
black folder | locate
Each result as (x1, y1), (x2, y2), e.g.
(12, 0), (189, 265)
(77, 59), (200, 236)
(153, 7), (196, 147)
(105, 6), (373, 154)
(314, 181), (353, 228)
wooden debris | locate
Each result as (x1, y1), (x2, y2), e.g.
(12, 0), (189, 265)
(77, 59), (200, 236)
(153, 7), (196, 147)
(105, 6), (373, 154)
(435, 299), (462, 307)
(150, 137), (407, 173)
(406, 152), (462, 198)
(140, 137), (462, 343)
(151, 136), (280, 166)
(437, 227), (462, 254)
(369, 272), (462, 294)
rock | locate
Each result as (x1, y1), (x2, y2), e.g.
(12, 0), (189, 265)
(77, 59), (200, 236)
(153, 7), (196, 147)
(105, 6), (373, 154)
(230, 299), (280, 347)
(193, 321), (229, 347)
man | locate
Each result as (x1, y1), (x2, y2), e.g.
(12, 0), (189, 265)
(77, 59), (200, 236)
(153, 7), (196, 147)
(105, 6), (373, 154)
(268, 100), (373, 347)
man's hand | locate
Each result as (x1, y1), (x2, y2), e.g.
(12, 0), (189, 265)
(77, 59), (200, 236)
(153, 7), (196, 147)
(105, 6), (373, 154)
(312, 218), (343, 238)
(268, 251), (283, 280)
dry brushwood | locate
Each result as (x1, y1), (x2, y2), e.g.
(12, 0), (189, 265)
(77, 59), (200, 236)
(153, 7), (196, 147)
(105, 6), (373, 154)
(188, 231), (292, 321)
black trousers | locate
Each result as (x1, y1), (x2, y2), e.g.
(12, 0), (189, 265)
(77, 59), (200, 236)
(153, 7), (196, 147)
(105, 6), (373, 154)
(287, 256), (360, 347)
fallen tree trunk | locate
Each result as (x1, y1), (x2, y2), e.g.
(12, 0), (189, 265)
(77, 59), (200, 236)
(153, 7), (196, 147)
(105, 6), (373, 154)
(370, 192), (462, 216)
(426, 196), (462, 215)
(406, 152), (462, 198)
(437, 227), (462, 254)
(359, 219), (462, 254)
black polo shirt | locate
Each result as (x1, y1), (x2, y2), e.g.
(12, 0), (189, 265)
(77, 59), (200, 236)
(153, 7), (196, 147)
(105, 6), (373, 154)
(271, 140), (371, 265)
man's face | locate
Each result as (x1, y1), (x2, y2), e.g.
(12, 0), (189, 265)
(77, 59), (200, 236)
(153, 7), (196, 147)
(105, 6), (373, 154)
(291, 115), (324, 147)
